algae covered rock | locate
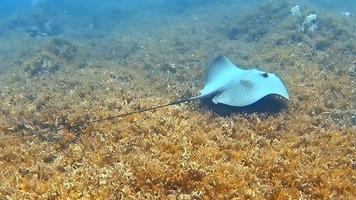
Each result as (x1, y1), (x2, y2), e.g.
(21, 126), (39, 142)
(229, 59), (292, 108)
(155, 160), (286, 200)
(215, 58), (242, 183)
(48, 38), (78, 61)
(301, 13), (318, 32)
(24, 38), (80, 76)
(24, 53), (60, 76)
(227, 1), (290, 41)
(290, 5), (302, 16)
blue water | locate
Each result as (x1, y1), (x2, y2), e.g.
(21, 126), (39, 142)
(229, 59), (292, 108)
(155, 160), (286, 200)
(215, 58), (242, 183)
(0, 0), (354, 73)
(0, 0), (354, 33)
(0, 0), (354, 36)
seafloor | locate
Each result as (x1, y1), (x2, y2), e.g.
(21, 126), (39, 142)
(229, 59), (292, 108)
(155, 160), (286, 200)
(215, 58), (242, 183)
(0, 1), (355, 199)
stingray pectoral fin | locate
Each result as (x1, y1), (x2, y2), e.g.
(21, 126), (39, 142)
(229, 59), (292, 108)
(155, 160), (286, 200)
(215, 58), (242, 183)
(201, 55), (244, 96)
(206, 55), (242, 83)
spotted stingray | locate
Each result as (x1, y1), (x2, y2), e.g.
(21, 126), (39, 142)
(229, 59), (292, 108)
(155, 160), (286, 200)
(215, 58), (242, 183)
(189, 55), (289, 106)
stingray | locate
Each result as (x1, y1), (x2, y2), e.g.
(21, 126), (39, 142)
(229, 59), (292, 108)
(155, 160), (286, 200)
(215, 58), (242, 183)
(189, 55), (289, 106)
(6, 55), (289, 139)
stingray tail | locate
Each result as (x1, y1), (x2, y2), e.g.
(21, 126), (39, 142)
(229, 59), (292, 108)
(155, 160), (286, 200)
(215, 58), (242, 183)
(3, 95), (206, 141)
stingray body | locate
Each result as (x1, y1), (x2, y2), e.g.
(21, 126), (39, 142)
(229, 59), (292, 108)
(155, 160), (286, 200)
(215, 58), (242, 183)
(192, 55), (289, 107)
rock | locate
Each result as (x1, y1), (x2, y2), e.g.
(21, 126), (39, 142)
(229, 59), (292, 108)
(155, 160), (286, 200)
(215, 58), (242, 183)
(227, 1), (290, 41)
(305, 14), (317, 25)
(48, 38), (78, 61)
(301, 13), (318, 32)
(25, 19), (62, 38)
(341, 12), (351, 17)
(25, 55), (60, 76)
(290, 5), (301, 16)
(27, 26), (47, 38)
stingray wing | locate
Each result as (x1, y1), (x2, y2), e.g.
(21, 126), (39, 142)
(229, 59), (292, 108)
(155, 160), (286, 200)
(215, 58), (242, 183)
(200, 55), (244, 97)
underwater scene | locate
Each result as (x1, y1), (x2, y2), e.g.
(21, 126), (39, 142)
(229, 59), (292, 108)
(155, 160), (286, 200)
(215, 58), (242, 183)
(0, 0), (355, 199)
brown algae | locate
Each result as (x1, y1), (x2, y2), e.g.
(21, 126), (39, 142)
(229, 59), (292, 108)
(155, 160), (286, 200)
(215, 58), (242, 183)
(0, 1), (355, 199)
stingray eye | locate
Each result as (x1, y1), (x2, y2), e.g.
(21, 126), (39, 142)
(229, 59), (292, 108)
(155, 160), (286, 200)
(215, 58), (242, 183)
(261, 72), (269, 78)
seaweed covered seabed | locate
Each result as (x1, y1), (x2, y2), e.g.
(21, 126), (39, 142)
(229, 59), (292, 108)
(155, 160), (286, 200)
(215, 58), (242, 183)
(0, 1), (355, 199)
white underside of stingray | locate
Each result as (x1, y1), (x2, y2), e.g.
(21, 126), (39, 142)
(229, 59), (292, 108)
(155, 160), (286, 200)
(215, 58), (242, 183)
(192, 55), (289, 107)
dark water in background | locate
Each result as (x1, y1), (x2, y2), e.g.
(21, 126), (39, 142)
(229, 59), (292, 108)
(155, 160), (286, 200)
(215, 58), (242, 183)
(0, 0), (354, 32)
(308, 0), (356, 10)
(0, 0), (256, 68)
(0, 0), (354, 73)
(1, 0), (354, 15)
(1, 0), (354, 31)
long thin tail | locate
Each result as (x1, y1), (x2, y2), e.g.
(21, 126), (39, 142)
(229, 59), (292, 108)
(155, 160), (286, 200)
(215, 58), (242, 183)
(2, 96), (203, 141)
